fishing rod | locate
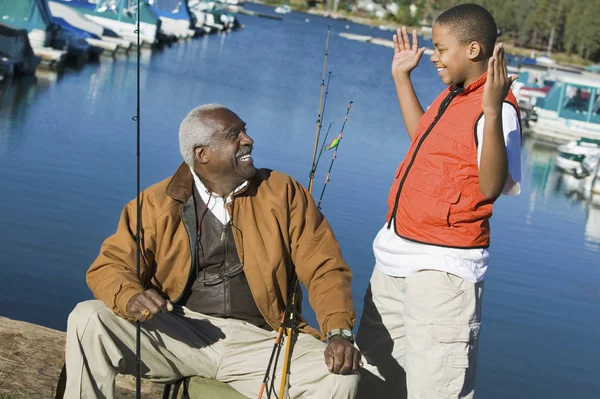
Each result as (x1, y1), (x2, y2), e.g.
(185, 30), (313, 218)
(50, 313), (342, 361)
(314, 121), (334, 173)
(278, 280), (298, 399)
(307, 27), (331, 194)
(313, 68), (332, 171)
(133, 0), (142, 398)
(317, 101), (353, 211)
(260, 27), (333, 399)
(257, 278), (299, 399)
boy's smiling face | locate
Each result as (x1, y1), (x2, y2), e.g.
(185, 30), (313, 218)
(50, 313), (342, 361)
(430, 23), (482, 87)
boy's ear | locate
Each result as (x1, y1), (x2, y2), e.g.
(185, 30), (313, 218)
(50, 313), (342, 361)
(467, 41), (483, 60)
(194, 146), (210, 164)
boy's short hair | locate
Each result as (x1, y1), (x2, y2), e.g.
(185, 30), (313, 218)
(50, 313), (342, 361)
(436, 3), (497, 58)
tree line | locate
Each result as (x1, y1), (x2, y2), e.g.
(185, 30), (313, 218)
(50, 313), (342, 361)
(392, 0), (600, 62)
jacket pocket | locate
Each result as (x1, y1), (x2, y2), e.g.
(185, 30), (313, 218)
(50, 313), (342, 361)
(406, 170), (462, 227)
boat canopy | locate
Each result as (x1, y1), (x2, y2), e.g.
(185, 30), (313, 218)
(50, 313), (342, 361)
(149, 0), (192, 21)
(0, 0), (54, 31)
(51, 0), (160, 25)
(539, 77), (600, 124)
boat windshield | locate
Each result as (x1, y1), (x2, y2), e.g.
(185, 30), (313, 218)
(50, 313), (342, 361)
(542, 82), (600, 124)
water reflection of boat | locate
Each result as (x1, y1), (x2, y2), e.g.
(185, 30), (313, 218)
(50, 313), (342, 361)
(526, 137), (600, 247)
(584, 198), (600, 248)
(556, 137), (600, 172)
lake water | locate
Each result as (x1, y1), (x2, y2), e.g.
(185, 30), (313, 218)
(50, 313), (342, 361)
(0, 4), (598, 398)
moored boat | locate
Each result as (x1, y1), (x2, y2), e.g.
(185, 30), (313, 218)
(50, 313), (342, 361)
(527, 74), (600, 143)
(48, 1), (125, 56)
(0, 22), (41, 78)
(51, 0), (162, 48)
(149, 0), (195, 40)
(0, 0), (67, 70)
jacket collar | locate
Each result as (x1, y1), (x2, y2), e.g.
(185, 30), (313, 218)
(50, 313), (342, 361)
(166, 162), (251, 203)
(453, 72), (487, 96)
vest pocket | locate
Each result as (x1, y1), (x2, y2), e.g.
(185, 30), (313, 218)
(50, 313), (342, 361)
(407, 171), (461, 227)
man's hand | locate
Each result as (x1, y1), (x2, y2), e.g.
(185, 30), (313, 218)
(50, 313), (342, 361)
(126, 289), (174, 322)
(482, 43), (518, 117)
(392, 27), (427, 81)
(324, 336), (361, 374)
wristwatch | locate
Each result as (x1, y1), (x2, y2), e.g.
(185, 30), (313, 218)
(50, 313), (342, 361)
(326, 328), (355, 344)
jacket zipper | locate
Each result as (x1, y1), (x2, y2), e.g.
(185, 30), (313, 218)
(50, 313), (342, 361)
(387, 85), (465, 230)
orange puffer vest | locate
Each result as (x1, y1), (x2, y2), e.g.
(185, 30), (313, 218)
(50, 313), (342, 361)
(386, 73), (520, 249)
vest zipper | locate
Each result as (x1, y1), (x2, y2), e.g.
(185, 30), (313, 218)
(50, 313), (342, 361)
(174, 199), (198, 304)
(224, 199), (231, 317)
(387, 85), (465, 231)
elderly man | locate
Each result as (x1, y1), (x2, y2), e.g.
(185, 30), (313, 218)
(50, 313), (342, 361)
(64, 104), (361, 398)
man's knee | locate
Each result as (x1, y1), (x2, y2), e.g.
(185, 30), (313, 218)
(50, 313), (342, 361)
(330, 372), (360, 399)
(67, 300), (111, 337)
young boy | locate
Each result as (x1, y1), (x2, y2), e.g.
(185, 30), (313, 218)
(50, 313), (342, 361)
(356, 4), (521, 399)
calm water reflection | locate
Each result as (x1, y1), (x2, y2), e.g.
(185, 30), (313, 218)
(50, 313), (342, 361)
(0, 4), (598, 398)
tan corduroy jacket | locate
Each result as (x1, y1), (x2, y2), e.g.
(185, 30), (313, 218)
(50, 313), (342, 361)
(86, 163), (355, 338)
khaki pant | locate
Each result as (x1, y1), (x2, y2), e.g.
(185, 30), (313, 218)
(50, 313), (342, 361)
(65, 300), (359, 399)
(356, 268), (483, 399)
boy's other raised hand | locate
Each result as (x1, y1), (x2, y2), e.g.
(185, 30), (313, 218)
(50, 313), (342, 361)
(392, 26), (426, 81)
(482, 43), (518, 116)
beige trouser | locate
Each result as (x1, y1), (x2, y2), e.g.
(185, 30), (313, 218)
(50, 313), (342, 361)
(64, 300), (359, 399)
(355, 268), (484, 399)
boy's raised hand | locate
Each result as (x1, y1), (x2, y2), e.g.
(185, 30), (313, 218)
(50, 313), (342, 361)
(482, 43), (518, 116)
(392, 27), (426, 81)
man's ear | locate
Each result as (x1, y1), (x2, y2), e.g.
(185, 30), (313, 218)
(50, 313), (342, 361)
(467, 41), (483, 60)
(195, 146), (210, 165)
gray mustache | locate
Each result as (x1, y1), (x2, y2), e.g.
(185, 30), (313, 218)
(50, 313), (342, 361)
(237, 147), (253, 157)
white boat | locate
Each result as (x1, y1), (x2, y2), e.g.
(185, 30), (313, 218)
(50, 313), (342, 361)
(528, 74), (600, 142)
(274, 5), (292, 14)
(149, 0), (196, 40)
(188, 0), (239, 32)
(52, 0), (160, 47)
(48, 1), (125, 55)
(556, 138), (600, 172)
(536, 55), (556, 66)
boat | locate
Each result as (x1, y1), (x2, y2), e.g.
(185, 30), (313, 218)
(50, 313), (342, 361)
(536, 54), (556, 66)
(0, 22), (41, 78)
(148, 0), (196, 40)
(52, 19), (99, 66)
(274, 5), (292, 14)
(510, 63), (585, 123)
(527, 74), (600, 143)
(48, 1), (126, 55)
(51, 0), (162, 48)
(188, 0), (241, 33)
(555, 137), (600, 172)
(0, 0), (67, 70)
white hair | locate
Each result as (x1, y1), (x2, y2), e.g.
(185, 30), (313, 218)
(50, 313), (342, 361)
(179, 103), (227, 167)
